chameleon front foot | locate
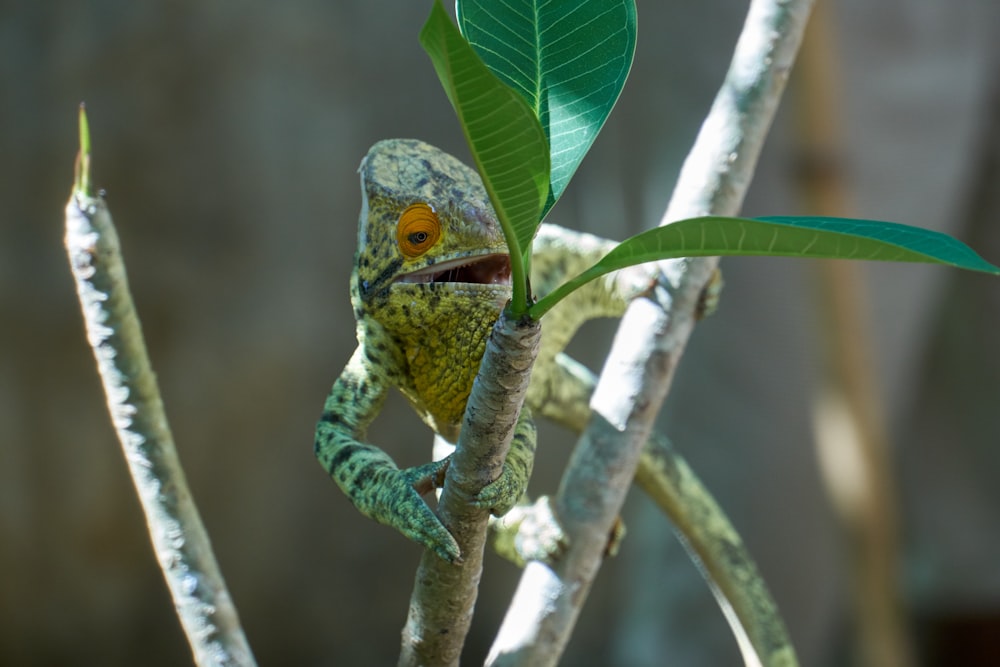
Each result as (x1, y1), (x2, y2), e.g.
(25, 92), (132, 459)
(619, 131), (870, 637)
(470, 465), (527, 517)
(357, 458), (462, 563)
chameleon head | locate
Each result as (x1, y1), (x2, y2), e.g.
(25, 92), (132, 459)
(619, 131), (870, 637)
(350, 139), (513, 434)
(352, 138), (512, 318)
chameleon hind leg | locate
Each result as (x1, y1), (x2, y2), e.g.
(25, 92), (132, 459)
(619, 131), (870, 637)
(484, 224), (722, 566)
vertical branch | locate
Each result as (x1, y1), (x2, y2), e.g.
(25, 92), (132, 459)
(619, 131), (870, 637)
(64, 111), (256, 667)
(399, 311), (541, 667)
(487, 0), (815, 664)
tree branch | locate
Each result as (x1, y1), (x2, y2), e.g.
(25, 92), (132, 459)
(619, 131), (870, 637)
(399, 310), (541, 667)
(487, 0), (815, 664)
(64, 132), (256, 667)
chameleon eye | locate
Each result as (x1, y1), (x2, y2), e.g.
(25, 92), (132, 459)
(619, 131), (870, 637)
(397, 203), (441, 258)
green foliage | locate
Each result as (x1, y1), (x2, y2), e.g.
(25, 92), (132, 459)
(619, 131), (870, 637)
(425, 1), (998, 323)
(531, 215), (1000, 319)
(458, 0), (636, 219)
(420, 0), (550, 314)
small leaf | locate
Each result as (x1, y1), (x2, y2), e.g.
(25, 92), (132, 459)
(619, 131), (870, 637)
(458, 0), (636, 219)
(421, 0), (550, 315)
(530, 215), (1000, 319)
(75, 103), (92, 197)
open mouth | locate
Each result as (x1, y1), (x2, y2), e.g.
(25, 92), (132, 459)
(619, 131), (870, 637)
(396, 253), (512, 286)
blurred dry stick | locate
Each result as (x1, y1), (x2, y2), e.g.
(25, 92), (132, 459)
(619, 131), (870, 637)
(63, 107), (256, 667)
(792, 5), (914, 666)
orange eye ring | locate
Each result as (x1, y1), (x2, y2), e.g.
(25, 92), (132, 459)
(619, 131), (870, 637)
(397, 203), (441, 258)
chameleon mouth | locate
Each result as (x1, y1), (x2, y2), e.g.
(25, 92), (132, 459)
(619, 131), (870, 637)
(396, 253), (511, 286)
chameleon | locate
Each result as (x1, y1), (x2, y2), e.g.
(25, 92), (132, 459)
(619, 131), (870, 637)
(315, 138), (668, 564)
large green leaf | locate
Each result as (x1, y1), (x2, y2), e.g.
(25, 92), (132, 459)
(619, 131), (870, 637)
(421, 0), (551, 313)
(458, 0), (636, 219)
(530, 215), (1000, 319)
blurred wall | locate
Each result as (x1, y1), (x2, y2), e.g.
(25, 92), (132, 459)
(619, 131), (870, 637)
(1, 1), (998, 665)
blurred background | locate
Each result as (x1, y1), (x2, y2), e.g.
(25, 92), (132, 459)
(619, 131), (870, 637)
(2, 0), (998, 664)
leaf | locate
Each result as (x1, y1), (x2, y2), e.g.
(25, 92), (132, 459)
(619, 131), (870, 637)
(75, 103), (92, 197)
(530, 215), (1000, 319)
(458, 0), (636, 219)
(420, 0), (550, 301)
(754, 216), (1000, 272)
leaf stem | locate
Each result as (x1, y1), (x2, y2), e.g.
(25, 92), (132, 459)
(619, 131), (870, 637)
(502, 211), (529, 315)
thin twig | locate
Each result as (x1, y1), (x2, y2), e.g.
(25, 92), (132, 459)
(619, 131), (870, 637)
(64, 116), (256, 666)
(487, 0), (815, 664)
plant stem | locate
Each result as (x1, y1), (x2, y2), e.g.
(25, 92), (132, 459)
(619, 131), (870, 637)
(399, 310), (541, 667)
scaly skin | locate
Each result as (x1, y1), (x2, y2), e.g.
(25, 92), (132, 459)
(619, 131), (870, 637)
(315, 139), (657, 562)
